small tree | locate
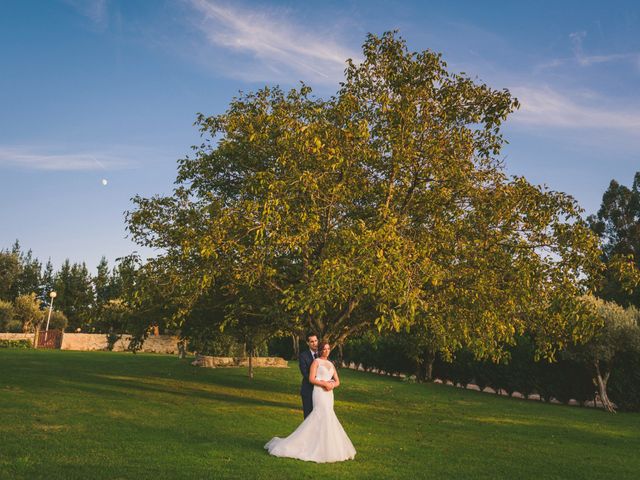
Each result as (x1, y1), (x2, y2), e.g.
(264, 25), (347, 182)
(568, 295), (640, 412)
(218, 284), (287, 379)
(13, 293), (43, 332)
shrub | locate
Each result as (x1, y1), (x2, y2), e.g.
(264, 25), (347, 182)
(0, 339), (32, 349)
(106, 332), (122, 351)
(471, 359), (497, 392)
(342, 332), (380, 371)
(609, 349), (640, 412)
(46, 310), (68, 331)
(507, 336), (538, 398)
(5, 319), (24, 333)
(447, 350), (475, 388)
(268, 335), (301, 360)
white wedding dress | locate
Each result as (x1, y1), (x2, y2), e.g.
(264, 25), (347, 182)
(264, 360), (356, 463)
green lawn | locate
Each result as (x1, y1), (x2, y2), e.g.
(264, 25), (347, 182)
(0, 349), (638, 479)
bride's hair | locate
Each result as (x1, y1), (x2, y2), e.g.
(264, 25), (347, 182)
(318, 340), (331, 357)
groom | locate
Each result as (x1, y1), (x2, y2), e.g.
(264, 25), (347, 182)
(298, 333), (318, 418)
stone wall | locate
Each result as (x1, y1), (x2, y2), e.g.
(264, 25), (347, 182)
(60, 333), (181, 354)
(0, 333), (35, 344)
(60, 333), (109, 351)
(192, 354), (288, 368)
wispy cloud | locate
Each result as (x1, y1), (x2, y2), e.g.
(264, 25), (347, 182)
(538, 31), (640, 71)
(569, 30), (640, 67)
(184, 0), (360, 85)
(0, 146), (132, 171)
(510, 86), (640, 132)
(64, 0), (109, 28)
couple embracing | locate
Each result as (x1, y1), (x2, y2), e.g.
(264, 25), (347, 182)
(264, 334), (356, 463)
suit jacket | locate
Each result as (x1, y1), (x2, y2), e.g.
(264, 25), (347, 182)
(299, 350), (315, 393)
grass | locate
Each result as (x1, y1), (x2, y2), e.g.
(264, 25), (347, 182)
(0, 349), (639, 479)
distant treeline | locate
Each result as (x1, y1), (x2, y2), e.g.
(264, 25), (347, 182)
(0, 241), (139, 334)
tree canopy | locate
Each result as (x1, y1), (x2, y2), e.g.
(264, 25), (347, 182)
(588, 172), (640, 307)
(127, 32), (602, 361)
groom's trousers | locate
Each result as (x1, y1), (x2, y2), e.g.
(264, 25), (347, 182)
(301, 384), (313, 418)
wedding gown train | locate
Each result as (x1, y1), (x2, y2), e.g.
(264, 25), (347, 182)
(264, 362), (356, 463)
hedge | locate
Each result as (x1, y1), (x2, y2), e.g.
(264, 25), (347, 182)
(341, 333), (640, 412)
(0, 339), (32, 349)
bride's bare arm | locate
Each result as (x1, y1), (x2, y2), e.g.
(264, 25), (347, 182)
(331, 367), (340, 388)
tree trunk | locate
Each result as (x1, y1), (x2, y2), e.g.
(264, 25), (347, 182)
(594, 362), (614, 413)
(425, 351), (435, 382)
(292, 333), (299, 360)
(248, 347), (254, 380)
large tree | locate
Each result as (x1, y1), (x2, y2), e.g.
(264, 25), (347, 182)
(588, 172), (640, 307)
(127, 32), (602, 360)
(13, 245), (42, 300)
(94, 257), (111, 309)
(53, 260), (94, 331)
(0, 250), (21, 302)
(0, 242), (42, 303)
(40, 259), (55, 303)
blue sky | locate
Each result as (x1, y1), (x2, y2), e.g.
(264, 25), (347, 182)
(1, 0), (639, 272)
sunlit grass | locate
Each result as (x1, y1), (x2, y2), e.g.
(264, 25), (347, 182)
(0, 349), (639, 479)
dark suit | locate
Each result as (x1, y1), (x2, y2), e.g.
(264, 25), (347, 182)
(299, 350), (316, 418)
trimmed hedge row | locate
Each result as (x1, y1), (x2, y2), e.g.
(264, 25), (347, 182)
(341, 334), (640, 412)
(609, 349), (640, 411)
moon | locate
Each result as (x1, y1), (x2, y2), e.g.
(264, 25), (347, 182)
(101, 178), (108, 186)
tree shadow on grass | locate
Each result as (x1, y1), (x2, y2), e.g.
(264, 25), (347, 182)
(49, 374), (298, 413)
(2, 351), (379, 406)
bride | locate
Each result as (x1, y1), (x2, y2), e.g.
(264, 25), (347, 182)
(264, 341), (356, 463)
